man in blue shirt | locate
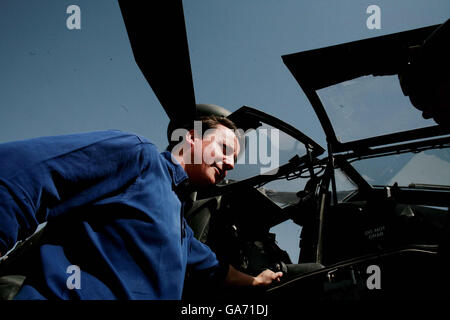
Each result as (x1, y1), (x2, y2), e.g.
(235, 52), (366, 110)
(0, 116), (282, 299)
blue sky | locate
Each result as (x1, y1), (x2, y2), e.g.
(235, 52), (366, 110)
(0, 0), (448, 261)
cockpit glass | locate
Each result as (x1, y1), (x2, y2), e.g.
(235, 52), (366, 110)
(316, 75), (436, 143)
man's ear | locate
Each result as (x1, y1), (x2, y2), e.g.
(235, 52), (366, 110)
(186, 129), (196, 147)
(187, 129), (203, 165)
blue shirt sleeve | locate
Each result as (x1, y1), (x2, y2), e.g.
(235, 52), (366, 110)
(0, 130), (154, 255)
(185, 222), (229, 284)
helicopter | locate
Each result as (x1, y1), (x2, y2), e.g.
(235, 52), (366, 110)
(0, 1), (449, 301)
(116, 1), (450, 300)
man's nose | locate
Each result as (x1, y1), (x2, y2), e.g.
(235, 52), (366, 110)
(222, 155), (235, 170)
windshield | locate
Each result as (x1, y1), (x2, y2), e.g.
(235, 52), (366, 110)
(316, 75), (436, 143)
(226, 122), (308, 182)
(351, 148), (450, 187)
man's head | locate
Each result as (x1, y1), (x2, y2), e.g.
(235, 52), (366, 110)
(169, 116), (241, 186)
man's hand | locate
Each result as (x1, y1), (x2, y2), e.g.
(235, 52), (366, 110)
(224, 265), (283, 288)
(252, 269), (283, 287)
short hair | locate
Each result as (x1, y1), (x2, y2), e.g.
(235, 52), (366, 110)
(166, 115), (239, 151)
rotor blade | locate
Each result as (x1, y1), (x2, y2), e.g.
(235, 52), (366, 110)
(118, 1), (196, 122)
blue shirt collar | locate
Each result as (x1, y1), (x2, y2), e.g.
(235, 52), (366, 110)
(160, 151), (189, 187)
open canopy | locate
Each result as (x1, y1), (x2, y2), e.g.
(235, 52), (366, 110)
(282, 23), (449, 156)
